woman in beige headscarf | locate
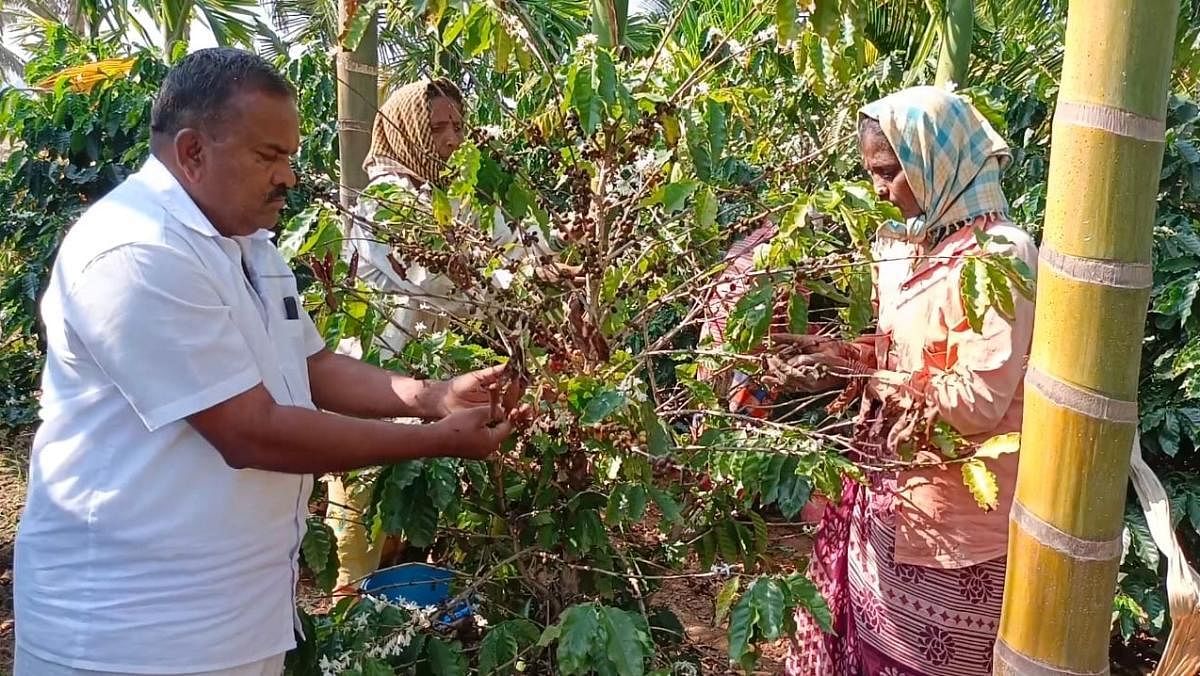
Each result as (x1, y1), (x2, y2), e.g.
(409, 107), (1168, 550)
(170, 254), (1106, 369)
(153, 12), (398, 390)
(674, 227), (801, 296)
(326, 79), (550, 593)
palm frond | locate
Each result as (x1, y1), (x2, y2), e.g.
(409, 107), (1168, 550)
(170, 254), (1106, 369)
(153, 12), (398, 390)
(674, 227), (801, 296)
(262, 0), (336, 46)
(195, 0), (260, 48)
(0, 42), (26, 82)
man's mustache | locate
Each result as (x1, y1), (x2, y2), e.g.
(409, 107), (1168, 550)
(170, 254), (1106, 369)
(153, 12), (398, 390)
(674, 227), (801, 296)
(267, 186), (289, 203)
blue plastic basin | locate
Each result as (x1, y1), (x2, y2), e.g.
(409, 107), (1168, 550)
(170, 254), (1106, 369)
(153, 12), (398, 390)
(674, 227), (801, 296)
(360, 563), (472, 624)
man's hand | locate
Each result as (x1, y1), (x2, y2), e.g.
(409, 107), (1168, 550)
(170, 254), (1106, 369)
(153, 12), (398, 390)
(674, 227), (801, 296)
(422, 364), (526, 419)
(430, 405), (513, 460)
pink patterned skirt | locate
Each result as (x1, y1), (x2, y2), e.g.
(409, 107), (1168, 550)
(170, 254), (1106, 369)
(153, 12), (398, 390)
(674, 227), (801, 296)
(786, 476), (1006, 676)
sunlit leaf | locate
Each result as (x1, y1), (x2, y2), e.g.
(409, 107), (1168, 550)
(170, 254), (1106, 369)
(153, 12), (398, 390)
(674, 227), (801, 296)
(961, 458), (1000, 511)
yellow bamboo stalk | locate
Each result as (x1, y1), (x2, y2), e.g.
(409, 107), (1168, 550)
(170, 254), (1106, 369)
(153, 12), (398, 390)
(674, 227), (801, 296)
(995, 1), (1181, 674)
(336, 0), (378, 234)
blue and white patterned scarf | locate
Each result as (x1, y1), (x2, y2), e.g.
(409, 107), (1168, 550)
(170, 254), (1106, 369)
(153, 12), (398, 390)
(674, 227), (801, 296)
(861, 86), (1012, 246)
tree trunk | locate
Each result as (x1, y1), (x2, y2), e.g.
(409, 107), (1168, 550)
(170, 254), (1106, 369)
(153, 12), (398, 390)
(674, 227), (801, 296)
(994, 0), (1180, 674)
(934, 0), (972, 87)
(336, 0), (378, 235)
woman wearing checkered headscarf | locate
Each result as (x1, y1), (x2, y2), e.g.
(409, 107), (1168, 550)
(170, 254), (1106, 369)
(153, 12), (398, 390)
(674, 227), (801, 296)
(778, 87), (1038, 675)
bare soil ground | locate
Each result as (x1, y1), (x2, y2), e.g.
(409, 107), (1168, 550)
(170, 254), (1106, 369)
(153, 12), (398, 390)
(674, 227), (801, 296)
(648, 529), (812, 675)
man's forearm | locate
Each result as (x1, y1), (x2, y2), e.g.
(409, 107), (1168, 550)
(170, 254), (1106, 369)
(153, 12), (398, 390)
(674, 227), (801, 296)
(201, 394), (450, 474)
(307, 349), (443, 420)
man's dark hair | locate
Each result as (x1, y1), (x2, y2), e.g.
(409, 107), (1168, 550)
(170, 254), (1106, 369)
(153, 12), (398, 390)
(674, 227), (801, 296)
(150, 48), (295, 138)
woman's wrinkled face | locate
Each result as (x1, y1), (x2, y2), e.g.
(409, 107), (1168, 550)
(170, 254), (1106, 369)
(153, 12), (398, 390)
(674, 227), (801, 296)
(429, 96), (465, 161)
(860, 130), (922, 220)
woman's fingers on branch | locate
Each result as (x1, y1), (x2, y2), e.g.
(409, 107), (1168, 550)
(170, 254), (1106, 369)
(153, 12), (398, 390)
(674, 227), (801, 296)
(770, 333), (836, 353)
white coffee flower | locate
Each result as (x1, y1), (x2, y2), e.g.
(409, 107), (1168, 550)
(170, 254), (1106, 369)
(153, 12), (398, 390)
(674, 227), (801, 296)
(491, 268), (515, 290)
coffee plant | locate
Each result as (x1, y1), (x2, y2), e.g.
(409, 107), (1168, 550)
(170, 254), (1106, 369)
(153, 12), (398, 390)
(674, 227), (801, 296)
(3, 1), (1200, 673)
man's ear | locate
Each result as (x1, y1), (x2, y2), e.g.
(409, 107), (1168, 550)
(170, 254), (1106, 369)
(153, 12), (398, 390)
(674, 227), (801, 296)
(173, 128), (205, 183)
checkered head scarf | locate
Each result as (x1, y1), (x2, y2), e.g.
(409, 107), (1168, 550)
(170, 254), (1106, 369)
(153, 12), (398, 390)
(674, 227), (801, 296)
(364, 78), (463, 187)
(861, 86), (1012, 245)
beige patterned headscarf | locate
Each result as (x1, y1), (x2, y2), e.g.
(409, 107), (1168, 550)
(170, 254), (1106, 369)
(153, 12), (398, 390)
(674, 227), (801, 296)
(363, 78), (463, 187)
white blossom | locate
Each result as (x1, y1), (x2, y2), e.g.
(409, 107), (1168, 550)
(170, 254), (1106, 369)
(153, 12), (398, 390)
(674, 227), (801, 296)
(576, 34), (598, 51)
(336, 337), (363, 360)
(754, 25), (778, 43)
(694, 81), (711, 95)
(490, 268), (515, 290)
(414, 321), (429, 334)
(479, 125), (504, 139)
(943, 80), (959, 93)
(727, 38), (746, 56)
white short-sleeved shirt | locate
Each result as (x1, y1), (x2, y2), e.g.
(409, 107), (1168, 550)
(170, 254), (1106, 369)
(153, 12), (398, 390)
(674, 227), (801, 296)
(14, 156), (327, 673)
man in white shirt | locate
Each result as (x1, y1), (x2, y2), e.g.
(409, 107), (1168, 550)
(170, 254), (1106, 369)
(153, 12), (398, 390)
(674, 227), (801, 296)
(13, 48), (518, 676)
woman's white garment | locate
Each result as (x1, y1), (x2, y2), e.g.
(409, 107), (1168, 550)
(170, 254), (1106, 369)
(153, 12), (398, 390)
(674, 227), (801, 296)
(344, 157), (551, 359)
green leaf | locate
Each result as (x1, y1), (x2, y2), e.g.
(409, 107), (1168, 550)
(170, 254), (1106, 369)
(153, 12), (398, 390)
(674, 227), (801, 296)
(696, 530), (717, 571)
(432, 188), (453, 227)
(1126, 508), (1160, 570)
(775, 468), (812, 520)
(686, 113), (712, 181)
(639, 403), (672, 457)
(811, 0), (841, 39)
(753, 578), (786, 640)
(644, 180), (699, 215)
(424, 459), (459, 512)
(694, 187), (718, 229)
(557, 604), (603, 675)
(494, 23), (513, 74)
(650, 487), (683, 524)
(785, 574), (833, 632)
(716, 520), (741, 562)
(478, 619), (539, 674)
(726, 586), (755, 663)
(714, 577), (741, 626)
(599, 606), (651, 676)
(424, 638), (467, 676)
(627, 484), (649, 522)
(340, 0), (378, 51)
(538, 623), (561, 648)
(705, 100), (727, 161)
(961, 458), (1000, 511)
(301, 517), (339, 593)
(462, 9), (494, 59)
(581, 389), (627, 424)
(504, 180), (534, 223)
(774, 0), (798, 47)
(959, 257), (990, 333)
(749, 511), (769, 556)
(595, 50), (618, 108)
(726, 281), (775, 352)
(570, 61), (604, 135)
(984, 260), (1017, 320)
(787, 291), (809, 334)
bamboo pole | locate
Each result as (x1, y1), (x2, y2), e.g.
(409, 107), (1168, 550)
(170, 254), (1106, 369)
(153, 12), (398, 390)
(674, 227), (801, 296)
(994, 1), (1181, 674)
(934, 0), (973, 87)
(336, 0), (378, 235)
